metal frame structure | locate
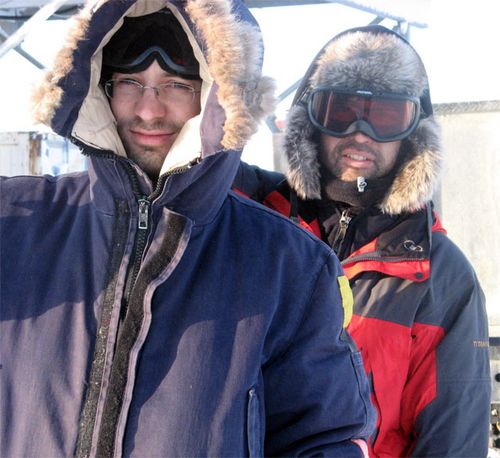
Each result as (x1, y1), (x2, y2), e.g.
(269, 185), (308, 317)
(0, 0), (428, 133)
(0, 0), (426, 67)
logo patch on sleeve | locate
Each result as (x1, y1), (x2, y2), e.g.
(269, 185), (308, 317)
(337, 275), (353, 327)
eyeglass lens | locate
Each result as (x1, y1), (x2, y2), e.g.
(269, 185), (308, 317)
(106, 79), (196, 104)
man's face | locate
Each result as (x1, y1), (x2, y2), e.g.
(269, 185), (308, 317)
(319, 131), (401, 181)
(109, 60), (201, 181)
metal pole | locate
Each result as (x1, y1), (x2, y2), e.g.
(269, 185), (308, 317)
(0, 0), (70, 60)
(0, 27), (45, 68)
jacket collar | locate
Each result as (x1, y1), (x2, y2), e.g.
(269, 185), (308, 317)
(341, 204), (443, 282)
(83, 145), (242, 226)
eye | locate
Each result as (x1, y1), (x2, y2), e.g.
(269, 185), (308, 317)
(116, 78), (141, 87)
(104, 78), (142, 98)
(163, 81), (195, 92)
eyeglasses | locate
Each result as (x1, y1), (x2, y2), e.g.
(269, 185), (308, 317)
(104, 78), (200, 105)
(308, 87), (420, 142)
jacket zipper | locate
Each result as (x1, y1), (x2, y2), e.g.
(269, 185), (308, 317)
(332, 209), (352, 257)
(120, 195), (150, 313)
(137, 198), (150, 230)
(120, 163), (150, 312)
(121, 158), (201, 310)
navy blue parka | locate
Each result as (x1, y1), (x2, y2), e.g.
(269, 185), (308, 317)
(0, 1), (374, 456)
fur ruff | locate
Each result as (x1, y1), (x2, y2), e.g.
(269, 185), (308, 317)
(284, 29), (444, 215)
(31, 7), (92, 127)
(186, 0), (276, 149)
(31, 0), (276, 151)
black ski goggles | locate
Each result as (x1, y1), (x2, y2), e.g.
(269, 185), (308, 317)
(307, 88), (421, 142)
(102, 10), (199, 79)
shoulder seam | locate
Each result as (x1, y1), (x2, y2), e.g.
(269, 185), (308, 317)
(228, 190), (327, 247)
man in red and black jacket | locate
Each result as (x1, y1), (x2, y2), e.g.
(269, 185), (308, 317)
(234, 25), (490, 457)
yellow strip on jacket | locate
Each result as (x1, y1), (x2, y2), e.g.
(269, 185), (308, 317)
(337, 276), (353, 327)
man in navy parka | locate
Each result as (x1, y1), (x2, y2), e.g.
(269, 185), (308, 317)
(0, 0), (375, 456)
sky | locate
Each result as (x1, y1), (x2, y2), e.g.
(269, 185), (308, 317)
(0, 0), (498, 167)
(252, 0), (500, 104)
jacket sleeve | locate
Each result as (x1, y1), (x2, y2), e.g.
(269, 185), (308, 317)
(233, 160), (286, 201)
(263, 251), (376, 457)
(406, 234), (491, 457)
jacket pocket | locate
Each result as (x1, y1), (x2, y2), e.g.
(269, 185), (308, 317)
(247, 387), (263, 458)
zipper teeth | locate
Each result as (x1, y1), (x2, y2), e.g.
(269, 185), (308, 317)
(120, 163), (149, 308)
(333, 209), (352, 256)
(122, 202), (149, 306)
(123, 222), (149, 305)
(342, 254), (424, 265)
(150, 158), (201, 200)
(73, 138), (117, 159)
(81, 149), (116, 159)
(121, 158), (200, 305)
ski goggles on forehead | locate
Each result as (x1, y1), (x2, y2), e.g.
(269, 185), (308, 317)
(107, 45), (199, 78)
(307, 88), (421, 142)
(102, 10), (199, 79)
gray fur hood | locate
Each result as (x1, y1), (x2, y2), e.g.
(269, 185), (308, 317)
(283, 25), (443, 215)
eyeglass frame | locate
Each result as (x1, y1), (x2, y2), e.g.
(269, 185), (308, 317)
(104, 78), (201, 104)
(307, 87), (422, 143)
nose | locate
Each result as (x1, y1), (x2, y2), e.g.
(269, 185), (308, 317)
(134, 87), (167, 121)
(351, 131), (374, 143)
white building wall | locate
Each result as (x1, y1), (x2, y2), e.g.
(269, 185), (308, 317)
(435, 102), (500, 335)
(0, 132), (34, 176)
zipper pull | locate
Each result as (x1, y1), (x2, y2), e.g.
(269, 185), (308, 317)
(357, 176), (367, 193)
(332, 210), (352, 255)
(339, 210), (352, 232)
(138, 198), (150, 230)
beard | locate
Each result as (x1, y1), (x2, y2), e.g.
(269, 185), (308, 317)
(323, 138), (387, 181)
(116, 117), (184, 180)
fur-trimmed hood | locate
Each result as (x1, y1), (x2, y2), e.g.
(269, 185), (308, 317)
(31, 0), (275, 176)
(283, 25), (443, 215)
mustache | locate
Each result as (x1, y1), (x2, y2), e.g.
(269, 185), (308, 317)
(128, 118), (181, 132)
(334, 139), (378, 157)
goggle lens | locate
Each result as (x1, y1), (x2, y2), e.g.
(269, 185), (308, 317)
(309, 89), (419, 141)
(103, 10), (199, 79)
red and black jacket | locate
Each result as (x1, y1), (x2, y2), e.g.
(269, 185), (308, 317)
(234, 163), (491, 458)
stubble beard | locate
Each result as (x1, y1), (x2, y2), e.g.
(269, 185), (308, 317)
(117, 117), (183, 180)
(326, 139), (383, 181)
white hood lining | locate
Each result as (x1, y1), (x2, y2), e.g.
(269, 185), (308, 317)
(72, 1), (212, 174)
